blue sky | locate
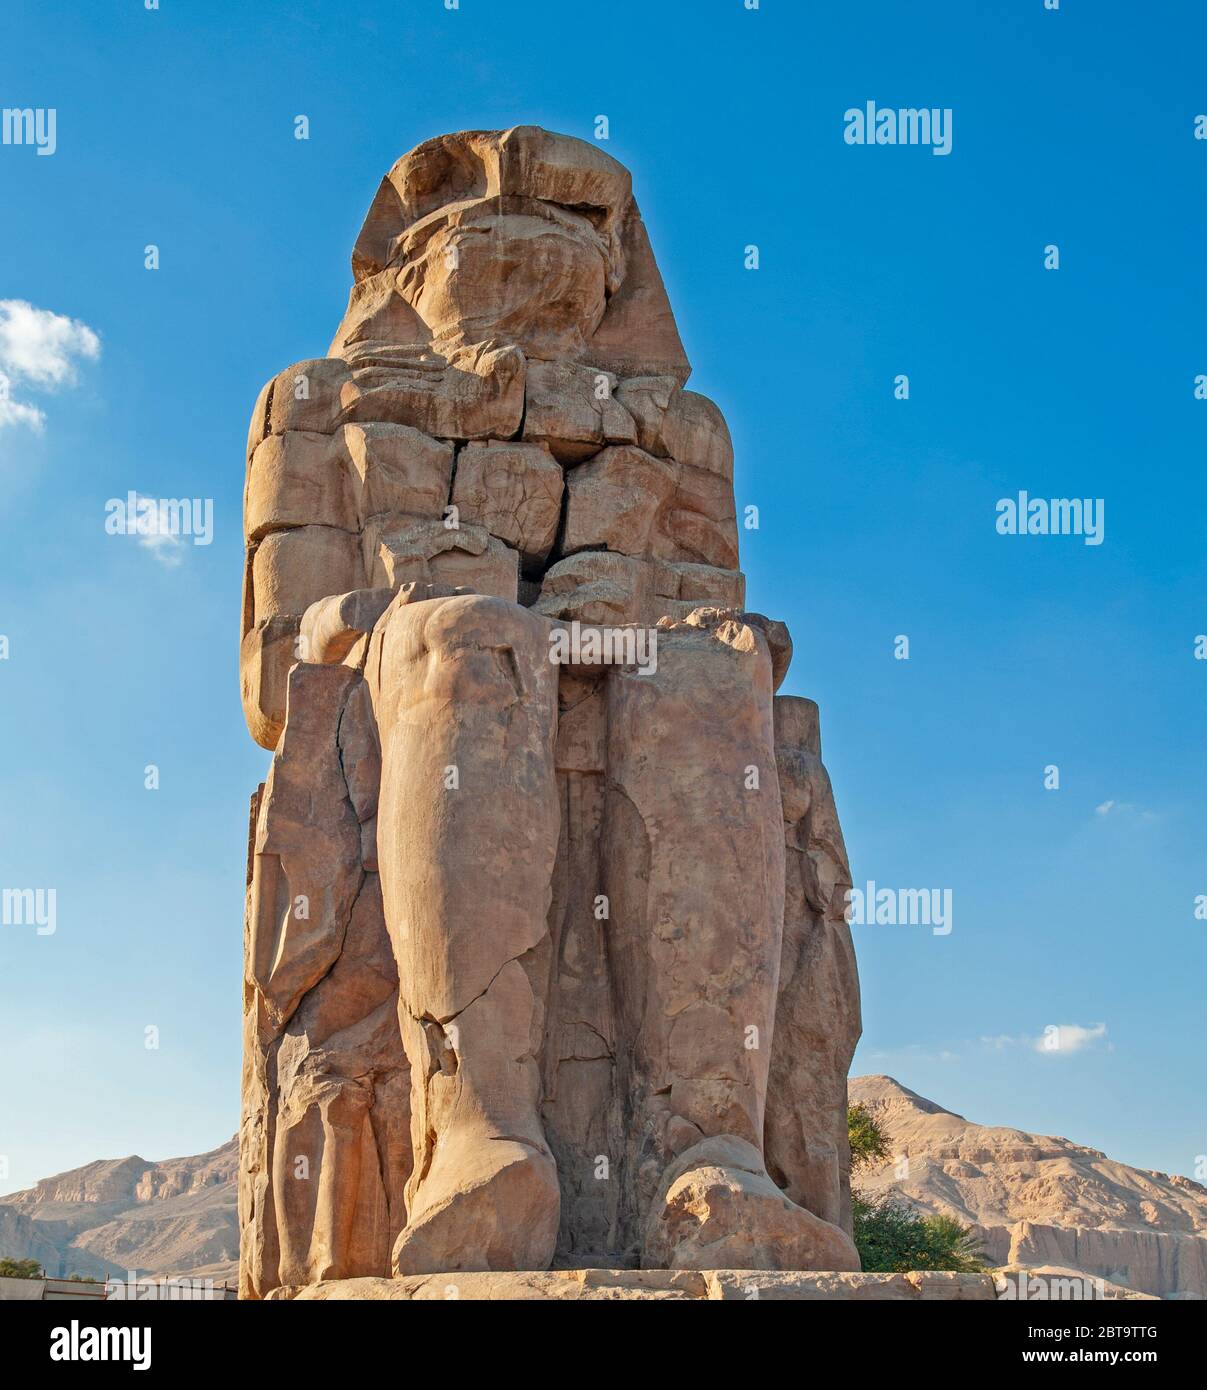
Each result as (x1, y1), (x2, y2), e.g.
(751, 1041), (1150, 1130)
(0, 0), (1203, 1196)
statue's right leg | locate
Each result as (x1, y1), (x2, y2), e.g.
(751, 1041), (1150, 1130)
(368, 592), (561, 1274)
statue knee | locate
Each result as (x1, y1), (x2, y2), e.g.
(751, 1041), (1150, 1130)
(415, 591), (549, 660)
(373, 591), (558, 750)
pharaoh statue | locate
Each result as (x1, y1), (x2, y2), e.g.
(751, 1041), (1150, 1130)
(238, 127), (862, 1296)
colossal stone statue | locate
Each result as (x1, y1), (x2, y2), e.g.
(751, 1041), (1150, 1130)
(238, 127), (862, 1296)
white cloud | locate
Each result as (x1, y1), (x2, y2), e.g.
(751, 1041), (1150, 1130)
(0, 370), (45, 431)
(131, 495), (185, 568)
(0, 299), (100, 431)
(871, 1024), (1112, 1066)
(0, 299), (100, 387)
(1033, 1022), (1108, 1056)
(980, 1024), (1110, 1056)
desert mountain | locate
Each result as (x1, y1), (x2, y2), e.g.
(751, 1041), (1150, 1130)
(850, 1075), (1207, 1299)
(0, 1139), (238, 1285)
(4, 1082), (1205, 1298)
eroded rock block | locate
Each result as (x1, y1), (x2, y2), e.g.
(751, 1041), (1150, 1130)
(340, 422), (454, 526)
(652, 462), (740, 570)
(523, 359), (637, 462)
(339, 341), (525, 441)
(247, 377), (274, 461)
(533, 551), (653, 627)
(561, 445), (677, 557)
(613, 375), (677, 456)
(251, 525), (363, 625)
(451, 440), (563, 566)
(363, 517), (519, 601)
(653, 560), (746, 611)
(269, 359), (353, 436)
(246, 431), (352, 540)
(661, 390), (734, 479)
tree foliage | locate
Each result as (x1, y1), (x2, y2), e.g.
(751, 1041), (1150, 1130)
(847, 1103), (986, 1273)
(847, 1102), (891, 1172)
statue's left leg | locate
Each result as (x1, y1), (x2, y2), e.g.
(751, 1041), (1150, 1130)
(601, 611), (859, 1271)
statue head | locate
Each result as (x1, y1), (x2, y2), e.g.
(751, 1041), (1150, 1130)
(338, 126), (691, 383)
(394, 197), (614, 360)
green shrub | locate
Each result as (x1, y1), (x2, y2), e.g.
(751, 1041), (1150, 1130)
(852, 1193), (986, 1274)
(0, 1258), (44, 1280)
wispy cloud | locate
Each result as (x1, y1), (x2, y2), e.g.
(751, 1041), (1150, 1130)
(979, 1023), (1110, 1056)
(1094, 799), (1155, 822)
(0, 299), (101, 431)
(0, 373), (47, 430)
(130, 495), (186, 568)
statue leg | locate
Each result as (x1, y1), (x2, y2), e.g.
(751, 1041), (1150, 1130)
(369, 593), (561, 1273)
(766, 695), (862, 1237)
(602, 613), (858, 1270)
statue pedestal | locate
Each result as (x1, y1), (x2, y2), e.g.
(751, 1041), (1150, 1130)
(266, 1269), (998, 1301)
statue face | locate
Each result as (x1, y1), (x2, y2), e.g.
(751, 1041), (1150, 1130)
(396, 205), (610, 360)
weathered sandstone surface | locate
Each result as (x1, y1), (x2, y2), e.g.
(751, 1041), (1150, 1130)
(277, 1268), (996, 1301)
(237, 126), (861, 1297)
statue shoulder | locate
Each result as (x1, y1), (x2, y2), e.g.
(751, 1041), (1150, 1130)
(248, 358), (352, 452)
(614, 376), (732, 478)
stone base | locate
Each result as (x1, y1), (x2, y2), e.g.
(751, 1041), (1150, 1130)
(270, 1270), (998, 1301)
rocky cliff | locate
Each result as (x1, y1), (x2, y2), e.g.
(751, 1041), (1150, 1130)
(0, 1140), (237, 1284)
(850, 1075), (1207, 1299)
